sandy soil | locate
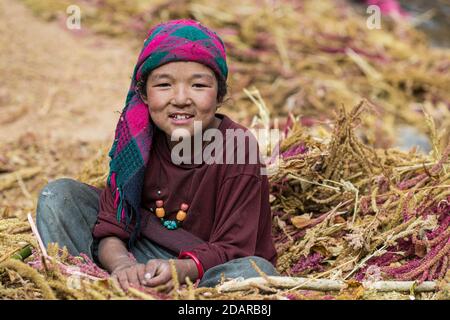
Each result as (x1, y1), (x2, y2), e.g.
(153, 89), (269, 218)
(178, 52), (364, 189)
(0, 0), (139, 144)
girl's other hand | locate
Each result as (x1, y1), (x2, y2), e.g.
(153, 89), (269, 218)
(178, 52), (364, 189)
(143, 259), (173, 291)
(143, 259), (198, 292)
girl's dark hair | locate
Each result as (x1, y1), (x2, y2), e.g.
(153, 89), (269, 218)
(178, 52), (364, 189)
(136, 71), (228, 104)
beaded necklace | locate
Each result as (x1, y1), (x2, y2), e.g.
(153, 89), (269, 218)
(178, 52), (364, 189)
(153, 149), (197, 230)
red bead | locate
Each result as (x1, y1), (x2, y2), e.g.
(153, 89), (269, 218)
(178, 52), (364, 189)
(156, 200), (164, 207)
(180, 203), (189, 211)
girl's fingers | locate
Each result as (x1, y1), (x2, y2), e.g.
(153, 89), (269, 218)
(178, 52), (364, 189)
(144, 274), (165, 287)
(117, 271), (130, 291)
(145, 265), (171, 287)
(144, 260), (158, 281)
(136, 264), (147, 285)
(167, 283), (174, 293)
(111, 275), (121, 290)
(161, 281), (174, 293)
(125, 267), (140, 288)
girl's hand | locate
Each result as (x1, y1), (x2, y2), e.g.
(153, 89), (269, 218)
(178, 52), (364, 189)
(110, 258), (198, 292)
(143, 259), (198, 292)
(143, 259), (174, 291)
(111, 262), (147, 291)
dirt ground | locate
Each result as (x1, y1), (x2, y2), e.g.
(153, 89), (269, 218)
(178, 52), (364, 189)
(0, 0), (138, 144)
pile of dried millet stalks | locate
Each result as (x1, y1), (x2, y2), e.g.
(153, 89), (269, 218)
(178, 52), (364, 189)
(270, 101), (449, 289)
(1, 101), (449, 300)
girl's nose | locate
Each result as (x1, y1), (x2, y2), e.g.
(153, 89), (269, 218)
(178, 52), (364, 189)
(171, 85), (192, 106)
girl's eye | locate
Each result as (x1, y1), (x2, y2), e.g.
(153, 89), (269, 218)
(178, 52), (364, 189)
(193, 84), (208, 88)
(154, 83), (170, 87)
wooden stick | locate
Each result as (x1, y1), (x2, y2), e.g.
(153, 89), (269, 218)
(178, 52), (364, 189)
(27, 212), (48, 258)
(217, 276), (449, 293)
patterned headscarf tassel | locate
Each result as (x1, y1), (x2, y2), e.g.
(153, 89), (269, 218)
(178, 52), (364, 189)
(116, 187), (124, 223)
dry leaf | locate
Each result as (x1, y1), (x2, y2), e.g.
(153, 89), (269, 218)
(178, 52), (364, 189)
(333, 216), (346, 224)
(291, 214), (312, 229)
(414, 243), (427, 258)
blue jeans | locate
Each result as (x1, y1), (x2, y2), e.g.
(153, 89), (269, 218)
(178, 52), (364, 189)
(36, 178), (278, 287)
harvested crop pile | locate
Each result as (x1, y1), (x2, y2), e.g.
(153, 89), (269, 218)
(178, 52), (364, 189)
(1, 101), (449, 300)
(20, 0), (450, 149)
(270, 101), (450, 285)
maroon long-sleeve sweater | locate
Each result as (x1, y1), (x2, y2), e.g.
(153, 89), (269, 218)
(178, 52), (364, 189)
(92, 114), (277, 271)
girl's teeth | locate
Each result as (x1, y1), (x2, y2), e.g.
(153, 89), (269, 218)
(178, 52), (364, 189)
(174, 115), (190, 120)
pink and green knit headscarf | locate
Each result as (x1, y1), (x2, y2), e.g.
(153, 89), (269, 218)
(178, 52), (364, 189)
(107, 19), (228, 243)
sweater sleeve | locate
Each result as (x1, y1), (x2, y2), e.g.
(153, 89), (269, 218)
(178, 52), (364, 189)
(187, 173), (273, 271)
(92, 183), (132, 242)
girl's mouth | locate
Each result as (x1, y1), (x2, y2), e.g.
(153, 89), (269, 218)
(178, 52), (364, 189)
(169, 113), (195, 125)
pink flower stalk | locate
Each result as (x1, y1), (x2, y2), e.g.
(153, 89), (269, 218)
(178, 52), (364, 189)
(382, 258), (421, 277)
(359, 196), (371, 215)
(27, 248), (109, 279)
(412, 215), (449, 246)
(293, 230), (308, 241)
(281, 143), (308, 159)
(390, 237), (449, 280)
(300, 117), (316, 127)
(285, 293), (297, 300)
(437, 255), (449, 279)
(356, 251), (404, 281)
(430, 144), (450, 175)
(290, 252), (324, 274)
(401, 192), (415, 222)
(397, 173), (427, 190)
(427, 261), (441, 281)
(398, 146), (450, 196)
(419, 268), (429, 283)
(67, 253), (110, 278)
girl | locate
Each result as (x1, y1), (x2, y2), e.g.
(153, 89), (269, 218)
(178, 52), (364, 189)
(36, 19), (277, 291)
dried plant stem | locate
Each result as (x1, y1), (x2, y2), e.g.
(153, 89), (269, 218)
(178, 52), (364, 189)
(0, 259), (56, 299)
(169, 259), (180, 300)
(217, 276), (448, 293)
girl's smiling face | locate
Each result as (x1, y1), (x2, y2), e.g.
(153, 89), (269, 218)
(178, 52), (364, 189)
(141, 61), (220, 141)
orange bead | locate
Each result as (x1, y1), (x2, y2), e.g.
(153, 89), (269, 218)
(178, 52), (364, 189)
(176, 210), (187, 222)
(155, 207), (165, 218)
